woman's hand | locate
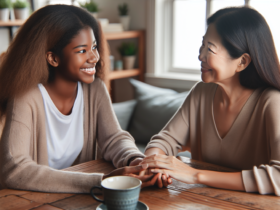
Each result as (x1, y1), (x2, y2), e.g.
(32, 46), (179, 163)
(129, 157), (143, 166)
(103, 164), (159, 188)
(141, 154), (200, 184)
(128, 157), (172, 187)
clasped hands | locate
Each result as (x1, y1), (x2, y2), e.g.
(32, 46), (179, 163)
(104, 154), (199, 188)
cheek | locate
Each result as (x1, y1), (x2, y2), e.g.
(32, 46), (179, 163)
(95, 50), (100, 62)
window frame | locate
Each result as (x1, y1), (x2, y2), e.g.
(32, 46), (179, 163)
(146, 0), (251, 89)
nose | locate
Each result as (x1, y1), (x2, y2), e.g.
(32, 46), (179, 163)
(88, 49), (100, 63)
(198, 46), (206, 62)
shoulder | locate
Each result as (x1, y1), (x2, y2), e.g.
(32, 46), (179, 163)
(188, 81), (217, 100)
(6, 86), (44, 127)
(12, 86), (43, 110)
(257, 87), (280, 111)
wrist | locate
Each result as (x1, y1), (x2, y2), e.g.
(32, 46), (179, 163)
(192, 170), (203, 184)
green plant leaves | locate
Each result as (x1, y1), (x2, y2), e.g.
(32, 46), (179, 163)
(118, 42), (137, 56)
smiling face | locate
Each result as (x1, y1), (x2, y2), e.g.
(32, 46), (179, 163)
(198, 24), (242, 85)
(55, 27), (100, 84)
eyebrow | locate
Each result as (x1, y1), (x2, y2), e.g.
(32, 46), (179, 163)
(73, 40), (96, 49)
(202, 36), (216, 48)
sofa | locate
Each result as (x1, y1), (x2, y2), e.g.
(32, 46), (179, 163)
(112, 79), (191, 158)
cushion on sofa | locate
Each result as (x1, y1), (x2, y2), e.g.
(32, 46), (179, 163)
(128, 79), (189, 144)
(112, 99), (137, 130)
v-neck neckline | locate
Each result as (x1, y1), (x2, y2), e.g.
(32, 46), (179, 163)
(211, 85), (261, 141)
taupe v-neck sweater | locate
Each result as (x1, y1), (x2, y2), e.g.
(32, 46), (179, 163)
(146, 82), (280, 195)
(0, 78), (144, 193)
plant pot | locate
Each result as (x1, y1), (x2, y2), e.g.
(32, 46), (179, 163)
(119, 15), (130, 31)
(0, 8), (9, 21)
(14, 8), (29, 20)
(91, 12), (98, 19)
(122, 55), (136, 70)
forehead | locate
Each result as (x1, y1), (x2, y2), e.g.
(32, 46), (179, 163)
(204, 24), (222, 45)
(70, 27), (96, 46)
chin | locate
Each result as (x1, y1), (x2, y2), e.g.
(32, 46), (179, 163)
(82, 75), (95, 84)
(201, 74), (212, 83)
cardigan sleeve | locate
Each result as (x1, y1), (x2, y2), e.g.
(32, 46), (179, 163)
(242, 89), (280, 195)
(0, 97), (103, 193)
(145, 84), (198, 156)
(96, 81), (145, 168)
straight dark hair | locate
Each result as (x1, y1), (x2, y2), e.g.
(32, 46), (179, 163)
(0, 5), (110, 116)
(207, 7), (280, 90)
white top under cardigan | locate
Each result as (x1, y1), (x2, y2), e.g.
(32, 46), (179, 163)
(38, 82), (84, 169)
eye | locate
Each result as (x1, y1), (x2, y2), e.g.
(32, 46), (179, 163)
(208, 47), (214, 53)
(92, 45), (97, 50)
(78, 49), (86, 53)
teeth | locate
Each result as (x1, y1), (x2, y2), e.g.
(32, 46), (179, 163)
(80, 67), (95, 72)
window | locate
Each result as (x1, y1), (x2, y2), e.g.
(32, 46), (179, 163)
(167, 0), (280, 75)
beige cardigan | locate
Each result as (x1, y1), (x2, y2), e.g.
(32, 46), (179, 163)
(0, 78), (144, 193)
(147, 82), (280, 195)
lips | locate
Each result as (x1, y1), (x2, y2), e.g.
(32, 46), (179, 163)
(201, 65), (211, 73)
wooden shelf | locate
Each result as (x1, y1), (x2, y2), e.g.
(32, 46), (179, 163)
(104, 30), (144, 40)
(0, 20), (145, 97)
(108, 69), (141, 80)
(0, 20), (25, 27)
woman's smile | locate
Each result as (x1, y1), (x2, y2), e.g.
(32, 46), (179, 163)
(80, 66), (96, 75)
(201, 64), (212, 73)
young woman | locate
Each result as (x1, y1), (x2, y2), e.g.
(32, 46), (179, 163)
(0, 5), (158, 193)
(141, 7), (280, 195)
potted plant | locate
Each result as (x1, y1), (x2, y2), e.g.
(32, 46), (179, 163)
(0, 0), (10, 21)
(13, 0), (29, 20)
(80, 0), (99, 19)
(118, 42), (137, 70)
(118, 3), (130, 31)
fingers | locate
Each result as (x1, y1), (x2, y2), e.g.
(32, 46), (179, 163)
(141, 161), (170, 170)
(157, 173), (163, 188)
(141, 173), (160, 189)
(124, 164), (149, 174)
(128, 174), (154, 182)
(168, 177), (172, 184)
(139, 170), (146, 176)
(129, 158), (143, 166)
(162, 174), (169, 188)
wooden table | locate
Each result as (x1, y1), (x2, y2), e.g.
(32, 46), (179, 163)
(1, 157), (279, 210)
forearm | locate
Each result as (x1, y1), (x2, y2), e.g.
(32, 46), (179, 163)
(145, 148), (166, 156)
(196, 170), (245, 191)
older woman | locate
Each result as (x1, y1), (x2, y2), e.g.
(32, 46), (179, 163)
(142, 7), (280, 195)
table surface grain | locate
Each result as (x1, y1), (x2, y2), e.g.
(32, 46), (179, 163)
(0, 157), (279, 210)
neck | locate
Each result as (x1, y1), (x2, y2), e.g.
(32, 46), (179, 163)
(215, 74), (253, 106)
(44, 75), (78, 101)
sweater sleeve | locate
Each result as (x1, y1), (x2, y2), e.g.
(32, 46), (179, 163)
(145, 84), (196, 156)
(0, 98), (103, 193)
(96, 82), (145, 168)
(242, 90), (280, 195)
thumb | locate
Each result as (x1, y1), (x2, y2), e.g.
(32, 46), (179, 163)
(126, 164), (149, 174)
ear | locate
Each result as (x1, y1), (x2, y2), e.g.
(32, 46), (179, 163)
(236, 53), (251, 72)
(46, 51), (60, 67)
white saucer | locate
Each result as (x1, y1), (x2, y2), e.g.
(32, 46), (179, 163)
(96, 201), (149, 210)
